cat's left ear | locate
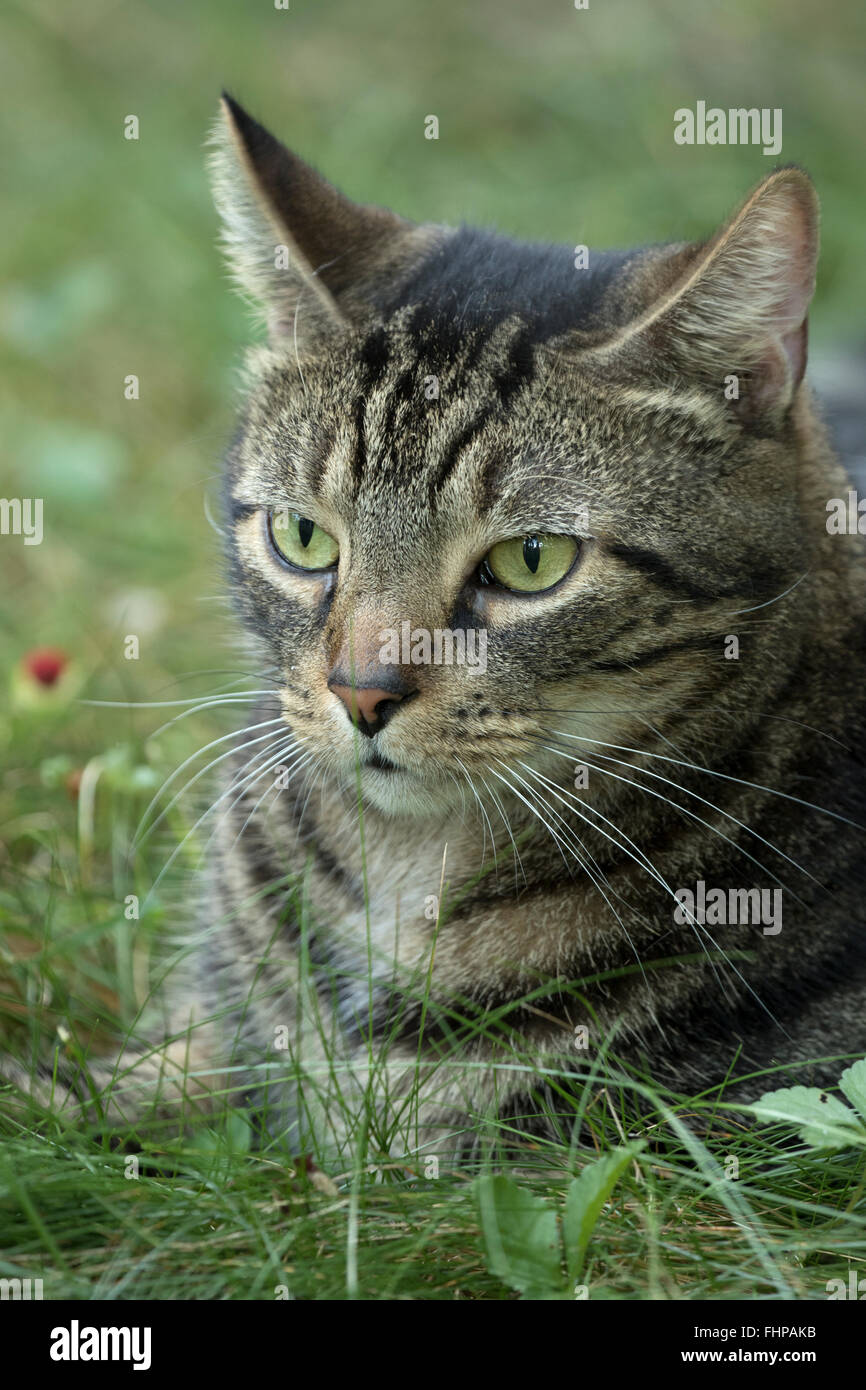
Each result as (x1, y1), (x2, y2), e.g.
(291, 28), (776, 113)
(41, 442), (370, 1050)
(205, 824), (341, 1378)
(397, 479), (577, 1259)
(592, 167), (819, 429)
(210, 94), (430, 346)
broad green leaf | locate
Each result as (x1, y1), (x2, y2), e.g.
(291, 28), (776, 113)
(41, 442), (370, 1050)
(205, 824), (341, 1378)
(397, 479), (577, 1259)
(839, 1060), (866, 1126)
(225, 1109), (253, 1155)
(475, 1174), (563, 1298)
(563, 1144), (643, 1283)
(190, 1110), (252, 1160)
(752, 1085), (863, 1149)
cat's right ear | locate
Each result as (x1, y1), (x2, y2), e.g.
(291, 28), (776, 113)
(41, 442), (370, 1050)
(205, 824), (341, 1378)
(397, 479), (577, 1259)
(210, 94), (422, 347)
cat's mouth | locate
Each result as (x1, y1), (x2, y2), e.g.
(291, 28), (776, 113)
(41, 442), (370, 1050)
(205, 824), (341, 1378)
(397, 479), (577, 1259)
(364, 749), (400, 774)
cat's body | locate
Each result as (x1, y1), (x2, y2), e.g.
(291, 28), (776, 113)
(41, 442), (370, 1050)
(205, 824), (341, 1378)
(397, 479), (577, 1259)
(14, 97), (866, 1159)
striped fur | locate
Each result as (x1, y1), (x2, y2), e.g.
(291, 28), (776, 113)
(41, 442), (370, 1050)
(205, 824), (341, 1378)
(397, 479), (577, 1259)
(28, 100), (866, 1159)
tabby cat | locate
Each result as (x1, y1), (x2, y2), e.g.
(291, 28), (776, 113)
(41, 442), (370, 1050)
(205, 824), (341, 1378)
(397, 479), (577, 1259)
(20, 96), (866, 1160)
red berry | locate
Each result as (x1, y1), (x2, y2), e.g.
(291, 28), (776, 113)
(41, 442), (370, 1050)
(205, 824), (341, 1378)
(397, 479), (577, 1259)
(24, 647), (67, 687)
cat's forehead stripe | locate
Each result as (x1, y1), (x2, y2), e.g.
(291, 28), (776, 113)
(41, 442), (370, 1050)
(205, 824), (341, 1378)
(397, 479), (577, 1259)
(340, 312), (537, 505)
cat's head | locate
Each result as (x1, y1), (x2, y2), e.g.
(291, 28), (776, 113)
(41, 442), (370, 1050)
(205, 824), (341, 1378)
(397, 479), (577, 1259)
(212, 94), (819, 819)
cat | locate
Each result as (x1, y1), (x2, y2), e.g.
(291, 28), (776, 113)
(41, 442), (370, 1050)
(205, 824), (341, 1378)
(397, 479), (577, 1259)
(12, 94), (866, 1162)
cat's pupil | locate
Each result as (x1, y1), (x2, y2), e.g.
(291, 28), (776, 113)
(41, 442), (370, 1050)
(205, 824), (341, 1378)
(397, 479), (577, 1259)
(523, 536), (541, 573)
(298, 517), (314, 548)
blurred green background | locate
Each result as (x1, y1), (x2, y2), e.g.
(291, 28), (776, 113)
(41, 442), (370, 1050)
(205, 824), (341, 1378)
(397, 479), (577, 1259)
(0, 0), (863, 1033)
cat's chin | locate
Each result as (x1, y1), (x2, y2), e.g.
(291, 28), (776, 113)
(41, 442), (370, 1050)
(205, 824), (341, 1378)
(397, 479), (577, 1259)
(346, 766), (459, 820)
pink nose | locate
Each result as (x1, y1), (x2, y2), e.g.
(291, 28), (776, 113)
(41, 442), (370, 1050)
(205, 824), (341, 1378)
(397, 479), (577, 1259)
(330, 685), (404, 728)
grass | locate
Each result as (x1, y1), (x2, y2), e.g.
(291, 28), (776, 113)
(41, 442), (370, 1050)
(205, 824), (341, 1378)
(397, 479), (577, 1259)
(2, 0), (866, 1300)
(3, 978), (866, 1300)
(2, 760), (866, 1301)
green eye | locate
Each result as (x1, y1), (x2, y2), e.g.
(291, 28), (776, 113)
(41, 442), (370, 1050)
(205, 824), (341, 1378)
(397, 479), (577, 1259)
(267, 511), (339, 571)
(484, 533), (578, 593)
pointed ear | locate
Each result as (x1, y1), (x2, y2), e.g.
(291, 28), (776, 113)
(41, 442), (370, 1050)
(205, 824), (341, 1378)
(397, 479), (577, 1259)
(210, 94), (424, 346)
(593, 168), (819, 428)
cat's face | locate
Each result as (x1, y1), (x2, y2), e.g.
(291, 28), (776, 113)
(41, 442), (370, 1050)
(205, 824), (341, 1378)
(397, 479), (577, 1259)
(215, 97), (817, 818)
